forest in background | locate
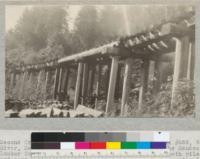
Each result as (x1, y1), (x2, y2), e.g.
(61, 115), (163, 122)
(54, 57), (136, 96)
(6, 5), (191, 66)
(5, 5), (195, 117)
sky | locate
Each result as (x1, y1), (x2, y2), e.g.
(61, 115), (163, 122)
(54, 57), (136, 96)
(5, 5), (82, 32)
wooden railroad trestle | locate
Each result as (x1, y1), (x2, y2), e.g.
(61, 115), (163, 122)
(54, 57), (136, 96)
(7, 13), (195, 116)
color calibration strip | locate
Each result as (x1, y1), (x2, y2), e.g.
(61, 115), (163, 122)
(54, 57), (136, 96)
(31, 132), (169, 150)
(32, 141), (168, 149)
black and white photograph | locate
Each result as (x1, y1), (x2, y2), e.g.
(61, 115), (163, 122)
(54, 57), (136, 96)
(5, 5), (195, 118)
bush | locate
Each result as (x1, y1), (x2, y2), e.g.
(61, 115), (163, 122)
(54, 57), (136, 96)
(126, 79), (195, 117)
(171, 79), (195, 117)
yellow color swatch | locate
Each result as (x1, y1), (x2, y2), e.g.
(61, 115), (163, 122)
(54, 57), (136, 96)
(106, 142), (121, 149)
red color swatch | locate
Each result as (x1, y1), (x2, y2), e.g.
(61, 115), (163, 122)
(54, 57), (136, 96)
(90, 142), (106, 149)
